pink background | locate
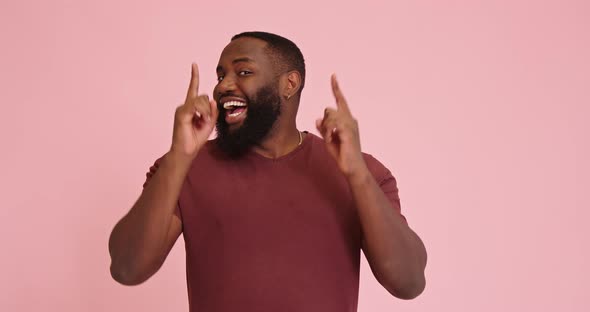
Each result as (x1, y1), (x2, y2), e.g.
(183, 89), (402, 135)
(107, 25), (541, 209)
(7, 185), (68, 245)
(1, 0), (588, 311)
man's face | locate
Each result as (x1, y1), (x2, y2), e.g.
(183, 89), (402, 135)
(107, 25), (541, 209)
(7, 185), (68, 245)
(213, 37), (282, 157)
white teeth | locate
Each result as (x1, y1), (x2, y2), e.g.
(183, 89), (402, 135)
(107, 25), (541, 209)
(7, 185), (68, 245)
(223, 101), (247, 109)
(228, 110), (244, 117)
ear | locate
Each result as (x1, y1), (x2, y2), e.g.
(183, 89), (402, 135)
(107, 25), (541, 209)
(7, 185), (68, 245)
(280, 70), (302, 100)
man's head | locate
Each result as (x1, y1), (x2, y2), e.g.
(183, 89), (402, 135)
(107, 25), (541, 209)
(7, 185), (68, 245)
(213, 31), (306, 157)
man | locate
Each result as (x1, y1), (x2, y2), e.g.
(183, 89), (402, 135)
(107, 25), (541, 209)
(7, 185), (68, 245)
(109, 31), (427, 311)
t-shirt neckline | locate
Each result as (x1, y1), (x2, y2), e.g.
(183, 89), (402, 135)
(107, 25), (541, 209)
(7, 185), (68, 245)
(247, 131), (313, 163)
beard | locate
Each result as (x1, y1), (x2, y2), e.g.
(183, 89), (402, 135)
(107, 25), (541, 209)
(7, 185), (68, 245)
(215, 83), (281, 158)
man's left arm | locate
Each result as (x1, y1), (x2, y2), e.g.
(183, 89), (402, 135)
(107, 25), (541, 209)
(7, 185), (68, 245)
(316, 75), (427, 300)
(350, 163), (427, 299)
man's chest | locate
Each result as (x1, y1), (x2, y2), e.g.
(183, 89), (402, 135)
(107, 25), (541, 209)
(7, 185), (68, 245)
(178, 164), (361, 252)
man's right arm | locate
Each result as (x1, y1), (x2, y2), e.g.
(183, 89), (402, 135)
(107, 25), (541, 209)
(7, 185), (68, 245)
(108, 63), (217, 285)
(108, 151), (192, 285)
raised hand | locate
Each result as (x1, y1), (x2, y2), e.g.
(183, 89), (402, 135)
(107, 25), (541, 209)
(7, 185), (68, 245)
(316, 75), (367, 178)
(170, 63), (218, 159)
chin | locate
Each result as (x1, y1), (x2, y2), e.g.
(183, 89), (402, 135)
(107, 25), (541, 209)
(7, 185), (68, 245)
(227, 122), (245, 132)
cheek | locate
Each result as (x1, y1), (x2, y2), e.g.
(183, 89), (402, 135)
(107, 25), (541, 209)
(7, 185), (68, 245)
(239, 84), (258, 101)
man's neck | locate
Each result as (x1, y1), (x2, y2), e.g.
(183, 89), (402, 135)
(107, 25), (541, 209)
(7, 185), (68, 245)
(252, 125), (302, 159)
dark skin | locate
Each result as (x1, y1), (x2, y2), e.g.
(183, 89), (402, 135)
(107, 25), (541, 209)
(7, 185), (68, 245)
(214, 38), (303, 157)
(109, 37), (427, 299)
(316, 78), (427, 299)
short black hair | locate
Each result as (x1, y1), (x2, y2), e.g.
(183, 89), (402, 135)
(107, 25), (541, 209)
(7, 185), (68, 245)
(231, 31), (306, 94)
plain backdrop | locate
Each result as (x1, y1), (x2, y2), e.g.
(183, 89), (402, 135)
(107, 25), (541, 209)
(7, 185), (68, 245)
(1, 0), (588, 311)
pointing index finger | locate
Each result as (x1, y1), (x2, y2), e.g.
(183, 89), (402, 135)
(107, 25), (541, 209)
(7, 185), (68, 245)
(186, 63), (200, 100)
(331, 74), (350, 113)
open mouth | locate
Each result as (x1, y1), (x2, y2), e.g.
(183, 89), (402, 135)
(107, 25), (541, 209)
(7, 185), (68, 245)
(222, 100), (248, 124)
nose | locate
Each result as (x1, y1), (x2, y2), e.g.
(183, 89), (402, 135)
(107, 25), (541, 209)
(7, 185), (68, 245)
(215, 74), (237, 97)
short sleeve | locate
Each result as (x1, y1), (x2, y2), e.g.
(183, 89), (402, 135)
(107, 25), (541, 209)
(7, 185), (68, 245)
(363, 153), (407, 223)
(142, 155), (182, 220)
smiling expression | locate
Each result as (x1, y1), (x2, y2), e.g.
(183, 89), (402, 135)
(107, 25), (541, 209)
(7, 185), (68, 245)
(214, 37), (280, 132)
(213, 37), (284, 157)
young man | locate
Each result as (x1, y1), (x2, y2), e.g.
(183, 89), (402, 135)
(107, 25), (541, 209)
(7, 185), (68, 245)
(109, 31), (427, 311)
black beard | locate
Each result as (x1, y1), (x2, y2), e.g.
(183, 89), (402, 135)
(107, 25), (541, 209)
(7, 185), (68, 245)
(215, 83), (281, 158)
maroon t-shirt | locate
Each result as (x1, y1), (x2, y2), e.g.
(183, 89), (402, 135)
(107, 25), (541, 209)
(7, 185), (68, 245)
(145, 132), (404, 312)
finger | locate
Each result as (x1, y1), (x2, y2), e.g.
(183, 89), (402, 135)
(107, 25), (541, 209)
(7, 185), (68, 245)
(320, 108), (339, 142)
(208, 98), (218, 124)
(194, 95), (211, 121)
(324, 107), (337, 120)
(186, 63), (200, 101)
(315, 118), (323, 131)
(331, 74), (350, 114)
(322, 120), (339, 143)
(322, 108), (339, 128)
(316, 118), (328, 140)
(315, 115), (327, 137)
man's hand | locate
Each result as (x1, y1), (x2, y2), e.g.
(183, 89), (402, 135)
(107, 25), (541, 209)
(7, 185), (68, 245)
(316, 75), (367, 179)
(317, 77), (427, 299)
(170, 63), (219, 159)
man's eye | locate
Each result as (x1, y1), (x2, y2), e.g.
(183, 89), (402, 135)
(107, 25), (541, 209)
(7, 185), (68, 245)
(239, 70), (252, 76)
(217, 76), (224, 82)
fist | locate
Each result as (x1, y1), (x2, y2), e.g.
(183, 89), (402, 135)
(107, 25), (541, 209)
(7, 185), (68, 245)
(316, 75), (366, 178)
(170, 63), (219, 158)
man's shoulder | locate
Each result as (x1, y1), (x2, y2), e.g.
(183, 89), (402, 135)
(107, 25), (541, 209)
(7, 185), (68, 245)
(361, 151), (383, 166)
(147, 139), (224, 168)
(361, 152), (394, 184)
(191, 139), (229, 164)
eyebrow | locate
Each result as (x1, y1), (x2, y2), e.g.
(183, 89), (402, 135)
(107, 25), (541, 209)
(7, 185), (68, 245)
(216, 57), (255, 72)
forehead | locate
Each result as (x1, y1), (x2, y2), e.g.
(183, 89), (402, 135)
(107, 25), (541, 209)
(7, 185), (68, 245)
(217, 37), (271, 67)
